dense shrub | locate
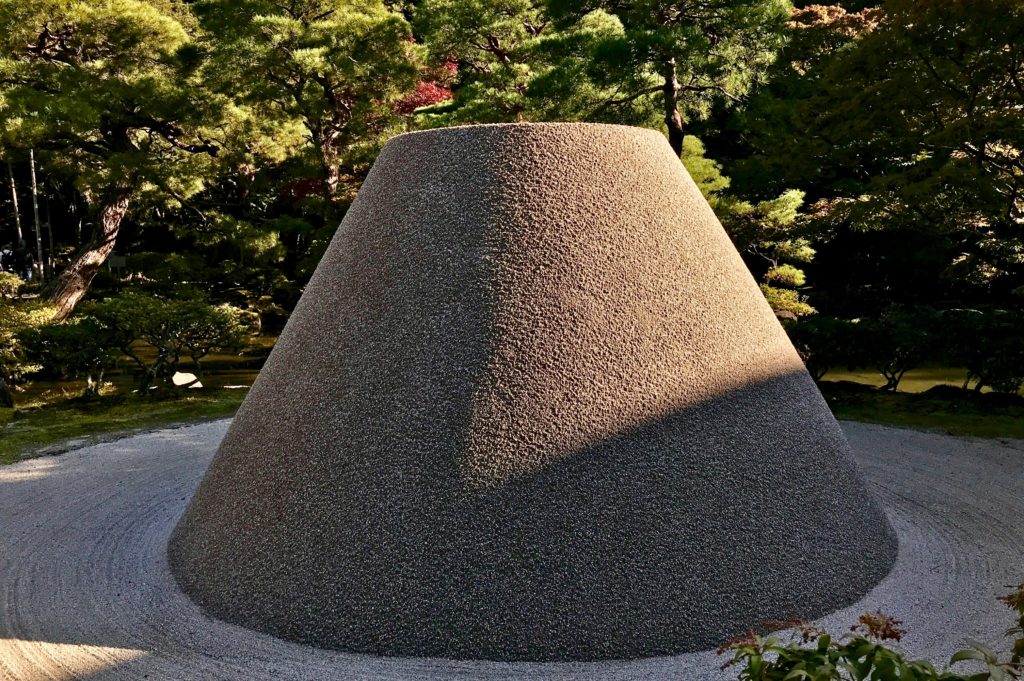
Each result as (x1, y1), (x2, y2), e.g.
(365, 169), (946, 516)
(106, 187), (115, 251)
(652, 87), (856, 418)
(788, 306), (1024, 394)
(0, 271), (24, 298)
(762, 285), (815, 319)
(785, 315), (860, 381)
(88, 292), (250, 390)
(857, 307), (941, 392)
(941, 309), (1024, 394)
(764, 264), (807, 288)
(19, 318), (121, 398)
(0, 300), (57, 407)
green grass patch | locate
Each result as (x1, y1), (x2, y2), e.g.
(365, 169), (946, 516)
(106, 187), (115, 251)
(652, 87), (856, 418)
(0, 389), (246, 465)
(823, 365), (983, 393)
(821, 381), (1024, 440)
(4, 366), (1023, 467)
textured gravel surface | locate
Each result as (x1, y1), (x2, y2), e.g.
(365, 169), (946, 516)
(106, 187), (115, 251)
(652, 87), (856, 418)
(2, 420), (1022, 680)
(171, 123), (894, 660)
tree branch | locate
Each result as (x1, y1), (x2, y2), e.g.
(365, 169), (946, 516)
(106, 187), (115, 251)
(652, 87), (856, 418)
(591, 85), (662, 116)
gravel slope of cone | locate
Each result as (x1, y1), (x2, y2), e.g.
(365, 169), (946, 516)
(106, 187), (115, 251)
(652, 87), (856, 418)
(169, 123), (897, 661)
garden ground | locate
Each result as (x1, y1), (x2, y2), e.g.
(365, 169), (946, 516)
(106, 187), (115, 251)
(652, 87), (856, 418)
(3, 357), (1023, 464)
(3, 420), (1021, 679)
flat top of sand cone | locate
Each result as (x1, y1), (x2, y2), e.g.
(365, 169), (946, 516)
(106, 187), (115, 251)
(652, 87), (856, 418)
(170, 123), (896, 662)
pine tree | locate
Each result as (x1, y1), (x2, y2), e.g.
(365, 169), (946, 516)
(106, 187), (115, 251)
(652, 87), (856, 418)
(544, 0), (791, 156)
(0, 0), (222, 319)
(194, 0), (421, 206)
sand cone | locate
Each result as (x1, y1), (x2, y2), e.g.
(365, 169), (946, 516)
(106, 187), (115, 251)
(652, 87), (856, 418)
(170, 123), (896, 661)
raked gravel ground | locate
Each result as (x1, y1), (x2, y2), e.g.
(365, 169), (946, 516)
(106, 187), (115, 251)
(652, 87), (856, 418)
(1, 420), (1022, 681)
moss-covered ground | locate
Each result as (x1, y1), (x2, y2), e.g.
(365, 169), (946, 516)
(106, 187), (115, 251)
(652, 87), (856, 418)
(0, 390), (247, 465)
(3, 358), (1022, 466)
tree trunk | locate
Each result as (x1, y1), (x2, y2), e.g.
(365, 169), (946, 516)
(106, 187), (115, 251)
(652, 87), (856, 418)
(0, 376), (14, 409)
(7, 159), (22, 243)
(29, 149), (43, 281)
(309, 125), (342, 206)
(45, 199), (54, 279)
(45, 187), (132, 320)
(661, 58), (685, 157)
(320, 141), (341, 205)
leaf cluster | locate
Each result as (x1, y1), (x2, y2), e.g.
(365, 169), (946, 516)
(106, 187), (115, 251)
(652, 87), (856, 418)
(18, 317), (120, 396)
(0, 299), (57, 385)
(0, 0), (221, 201)
(721, 602), (1024, 681)
(682, 135), (813, 317)
(733, 0), (1024, 296)
(87, 291), (249, 390)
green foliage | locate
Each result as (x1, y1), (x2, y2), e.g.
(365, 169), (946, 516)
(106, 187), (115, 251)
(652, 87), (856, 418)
(0, 271), (24, 297)
(0, 0), (230, 319)
(791, 306), (1024, 395)
(0, 0), (1019, 420)
(18, 318), (120, 397)
(942, 309), (1024, 394)
(414, 2), (630, 125)
(195, 0), (420, 202)
(681, 135), (733, 197)
(761, 285), (814, 318)
(765, 264), (806, 288)
(728, 4), (881, 198)
(88, 292), (248, 390)
(736, 0), (1024, 301)
(418, 0), (791, 138)
(682, 135), (814, 316)
(785, 315), (858, 381)
(414, 0), (546, 122)
(793, 307), (943, 393)
(0, 299), (56, 387)
(858, 307), (941, 392)
(543, 0), (792, 127)
(721, 600), (1024, 681)
(0, 0), (220, 201)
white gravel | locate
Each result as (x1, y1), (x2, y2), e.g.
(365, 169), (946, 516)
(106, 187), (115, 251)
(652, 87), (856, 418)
(1, 420), (1022, 680)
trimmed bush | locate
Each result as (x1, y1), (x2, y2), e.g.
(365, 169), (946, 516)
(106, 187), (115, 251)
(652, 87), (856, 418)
(785, 315), (860, 382)
(19, 318), (121, 398)
(859, 307), (941, 392)
(88, 292), (249, 390)
(941, 309), (1024, 394)
(0, 299), (57, 407)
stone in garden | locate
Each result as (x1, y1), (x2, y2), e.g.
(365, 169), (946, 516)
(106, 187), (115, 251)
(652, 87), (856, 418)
(169, 123), (897, 662)
(171, 372), (202, 389)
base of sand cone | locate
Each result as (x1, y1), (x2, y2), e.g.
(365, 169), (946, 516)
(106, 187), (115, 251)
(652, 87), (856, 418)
(169, 123), (897, 661)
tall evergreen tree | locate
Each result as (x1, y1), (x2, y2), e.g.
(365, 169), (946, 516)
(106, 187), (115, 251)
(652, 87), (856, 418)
(817, 0), (1024, 298)
(416, 0), (808, 315)
(0, 0), (222, 319)
(417, 0), (791, 152)
(194, 0), (421, 206)
(544, 0), (791, 156)
(733, 0), (1024, 308)
(414, 0), (627, 124)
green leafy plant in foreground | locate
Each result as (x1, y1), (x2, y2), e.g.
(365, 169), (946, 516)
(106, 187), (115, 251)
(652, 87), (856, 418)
(1002, 586), (1024, 668)
(720, 583), (1024, 681)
